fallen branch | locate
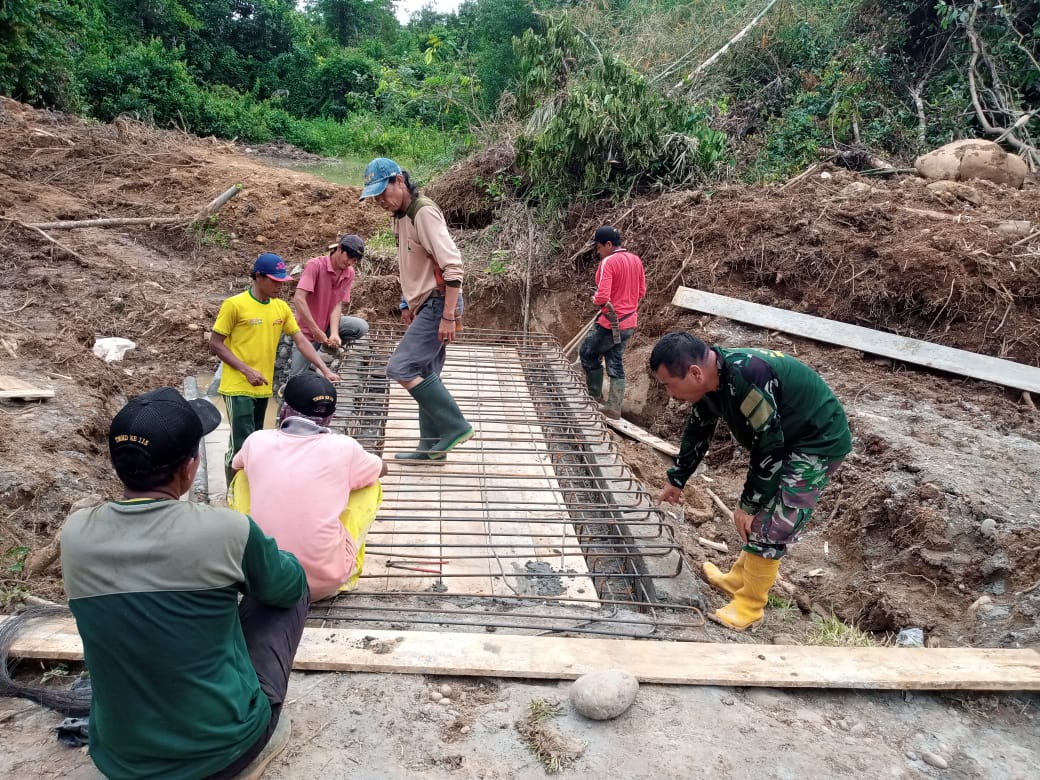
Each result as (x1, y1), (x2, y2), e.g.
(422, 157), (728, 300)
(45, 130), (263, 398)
(704, 487), (733, 520)
(29, 216), (181, 230)
(0, 217), (92, 264)
(1011, 229), (1040, 247)
(27, 184), (243, 231)
(672, 0), (781, 89)
(697, 536), (728, 553)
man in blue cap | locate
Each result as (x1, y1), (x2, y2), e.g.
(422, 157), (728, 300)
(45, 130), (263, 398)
(209, 253), (338, 482)
(359, 157), (472, 462)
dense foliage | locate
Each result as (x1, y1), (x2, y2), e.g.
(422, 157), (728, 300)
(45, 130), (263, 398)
(1, 0), (1036, 201)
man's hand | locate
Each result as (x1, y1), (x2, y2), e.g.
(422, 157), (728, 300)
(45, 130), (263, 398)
(322, 368), (340, 383)
(733, 508), (754, 544)
(659, 484), (683, 504)
(242, 366), (268, 387)
(438, 318), (457, 344)
(401, 309), (414, 325)
(328, 333), (342, 349)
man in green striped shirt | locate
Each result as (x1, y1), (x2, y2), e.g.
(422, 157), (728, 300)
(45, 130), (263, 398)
(61, 387), (309, 779)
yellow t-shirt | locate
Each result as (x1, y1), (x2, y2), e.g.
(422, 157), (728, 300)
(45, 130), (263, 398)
(213, 290), (300, 398)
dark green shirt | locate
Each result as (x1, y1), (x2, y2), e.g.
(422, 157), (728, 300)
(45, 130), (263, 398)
(61, 499), (307, 780)
(668, 347), (852, 513)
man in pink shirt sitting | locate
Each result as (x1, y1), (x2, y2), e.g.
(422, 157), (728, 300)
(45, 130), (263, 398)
(289, 234), (370, 377)
(230, 372), (388, 600)
(579, 225), (647, 418)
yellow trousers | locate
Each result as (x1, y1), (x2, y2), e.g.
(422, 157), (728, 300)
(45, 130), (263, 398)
(228, 472), (382, 592)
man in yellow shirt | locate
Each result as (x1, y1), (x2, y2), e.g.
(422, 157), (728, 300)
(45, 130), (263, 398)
(209, 253), (338, 482)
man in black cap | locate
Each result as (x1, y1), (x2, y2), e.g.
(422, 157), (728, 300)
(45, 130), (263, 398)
(290, 234), (370, 377)
(61, 387), (309, 779)
(579, 225), (646, 418)
(229, 372), (387, 600)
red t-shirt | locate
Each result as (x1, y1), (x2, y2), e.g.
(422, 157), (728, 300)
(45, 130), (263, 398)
(593, 249), (646, 330)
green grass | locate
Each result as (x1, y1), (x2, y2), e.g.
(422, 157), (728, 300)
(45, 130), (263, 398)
(806, 614), (881, 647)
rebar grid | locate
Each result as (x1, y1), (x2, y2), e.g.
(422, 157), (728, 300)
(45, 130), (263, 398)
(315, 326), (704, 639)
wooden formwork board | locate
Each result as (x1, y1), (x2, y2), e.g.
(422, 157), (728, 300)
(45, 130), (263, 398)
(7, 617), (1040, 691)
(360, 344), (597, 603)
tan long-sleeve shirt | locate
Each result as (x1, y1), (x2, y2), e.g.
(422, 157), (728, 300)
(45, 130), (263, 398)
(393, 200), (464, 310)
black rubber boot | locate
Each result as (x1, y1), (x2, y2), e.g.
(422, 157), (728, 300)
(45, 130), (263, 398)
(585, 367), (604, 401)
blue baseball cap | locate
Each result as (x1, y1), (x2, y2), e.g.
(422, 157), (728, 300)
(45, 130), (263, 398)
(359, 157), (402, 200)
(253, 252), (293, 282)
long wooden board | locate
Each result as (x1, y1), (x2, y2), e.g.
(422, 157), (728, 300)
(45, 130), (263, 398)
(671, 287), (1040, 394)
(8, 617), (1040, 691)
(0, 374), (54, 400)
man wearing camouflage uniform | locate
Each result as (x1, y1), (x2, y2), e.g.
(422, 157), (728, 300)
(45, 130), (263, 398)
(650, 332), (852, 631)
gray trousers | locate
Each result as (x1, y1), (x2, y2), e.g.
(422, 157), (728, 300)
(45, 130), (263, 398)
(289, 315), (369, 376)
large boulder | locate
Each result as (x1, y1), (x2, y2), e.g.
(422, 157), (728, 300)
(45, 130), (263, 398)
(915, 139), (1027, 188)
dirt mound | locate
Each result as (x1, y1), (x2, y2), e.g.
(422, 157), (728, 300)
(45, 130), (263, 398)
(549, 168), (1040, 364)
(425, 140), (518, 228)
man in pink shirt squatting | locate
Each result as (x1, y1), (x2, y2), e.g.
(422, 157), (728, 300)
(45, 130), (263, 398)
(579, 225), (647, 418)
(290, 233), (370, 377)
(230, 372), (388, 600)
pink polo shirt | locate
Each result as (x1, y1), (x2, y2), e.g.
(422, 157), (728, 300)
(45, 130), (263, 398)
(296, 254), (356, 341)
(232, 423), (383, 600)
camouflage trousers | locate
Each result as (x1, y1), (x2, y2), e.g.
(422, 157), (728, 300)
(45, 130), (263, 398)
(745, 452), (845, 560)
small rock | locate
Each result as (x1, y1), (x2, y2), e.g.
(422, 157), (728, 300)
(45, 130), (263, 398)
(906, 750), (918, 761)
(460, 725), (470, 735)
(981, 551), (1011, 579)
(896, 628), (924, 647)
(439, 684), (453, 698)
(437, 698), (450, 706)
(569, 669), (639, 720)
(255, 235), (267, 243)
(771, 633), (799, 645)
(922, 751), (949, 769)
(979, 518), (997, 538)
(429, 690), (442, 702)
(720, 697), (735, 706)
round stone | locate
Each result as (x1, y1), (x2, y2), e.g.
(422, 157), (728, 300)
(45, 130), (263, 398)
(922, 752), (949, 769)
(569, 669), (639, 721)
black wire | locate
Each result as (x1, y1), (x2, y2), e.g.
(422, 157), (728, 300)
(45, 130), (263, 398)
(0, 605), (91, 716)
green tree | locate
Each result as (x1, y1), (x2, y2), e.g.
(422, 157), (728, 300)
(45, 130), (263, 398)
(0, 0), (100, 110)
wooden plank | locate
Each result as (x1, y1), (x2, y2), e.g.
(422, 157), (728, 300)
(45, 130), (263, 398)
(671, 287), (1040, 394)
(7, 617), (1040, 691)
(0, 374), (54, 400)
(604, 416), (679, 457)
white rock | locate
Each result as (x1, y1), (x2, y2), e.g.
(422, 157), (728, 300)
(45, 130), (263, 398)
(439, 684), (453, 698)
(922, 751), (949, 769)
(569, 669), (639, 721)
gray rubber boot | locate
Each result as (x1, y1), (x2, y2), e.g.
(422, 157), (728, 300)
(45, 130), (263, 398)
(394, 406), (440, 461)
(585, 367), (604, 402)
(408, 375), (473, 459)
(600, 378), (625, 419)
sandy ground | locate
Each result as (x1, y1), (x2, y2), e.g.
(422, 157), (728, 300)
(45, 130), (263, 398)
(2, 672), (1037, 779)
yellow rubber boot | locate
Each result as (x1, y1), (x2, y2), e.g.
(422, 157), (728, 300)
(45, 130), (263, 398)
(702, 551), (747, 598)
(712, 554), (780, 632)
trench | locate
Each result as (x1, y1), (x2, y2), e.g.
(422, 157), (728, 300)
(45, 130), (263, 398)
(200, 325), (706, 640)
